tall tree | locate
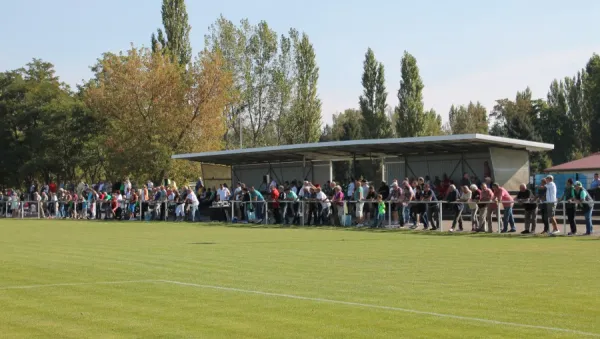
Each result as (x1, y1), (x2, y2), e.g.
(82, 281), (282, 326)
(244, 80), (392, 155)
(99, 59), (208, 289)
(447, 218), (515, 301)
(151, 0), (192, 67)
(245, 21), (279, 147)
(283, 32), (322, 144)
(273, 31), (296, 144)
(359, 48), (392, 139)
(421, 109), (443, 136)
(395, 51), (424, 137)
(85, 47), (232, 183)
(489, 88), (550, 172)
(584, 53), (600, 152)
(205, 16), (249, 149)
(395, 51), (443, 137)
(448, 101), (488, 134)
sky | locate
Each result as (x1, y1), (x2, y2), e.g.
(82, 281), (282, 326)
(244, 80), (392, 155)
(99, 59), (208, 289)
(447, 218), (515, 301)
(2, 0), (600, 125)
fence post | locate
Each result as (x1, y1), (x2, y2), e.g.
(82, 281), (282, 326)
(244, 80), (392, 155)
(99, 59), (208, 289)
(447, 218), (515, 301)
(438, 201), (443, 232)
(265, 201), (269, 225)
(497, 203), (501, 234)
(300, 201), (305, 226)
(21, 202), (24, 219)
(388, 201), (392, 228)
(231, 200), (235, 222)
(562, 201), (567, 235)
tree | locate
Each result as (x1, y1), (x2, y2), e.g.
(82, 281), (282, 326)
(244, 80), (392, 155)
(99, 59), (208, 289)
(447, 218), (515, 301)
(359, 48), (392, 139)
(273, 31), (296, 144)
(448, 101), (488, 134)
(584, 54), (600, 152)
(395, 51), (424, 137)
(421, 109), (443, 136)
(489, 88), (550, 172)
(85, 46), (232, 183)
(283, 32), (322, 144)
(394, 51), (442, 137)
(0, 59), (99, 187)
(151, 0), (192, 67)
(205, 15), (249, 149)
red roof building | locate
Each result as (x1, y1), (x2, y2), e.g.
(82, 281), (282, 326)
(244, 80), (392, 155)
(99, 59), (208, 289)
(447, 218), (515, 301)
(545, 153), (600, 172)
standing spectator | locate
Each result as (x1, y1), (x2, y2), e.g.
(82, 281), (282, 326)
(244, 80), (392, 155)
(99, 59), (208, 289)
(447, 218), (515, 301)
(537, 179), (550, 234)
(447, 185), (463, 232)
(364, 186), (376, 225)
(353, 178), (365, 226)
(374, 194), (386, 228)
(492, 183), (516, 233)
(195, 177), (204, 194)
(422, 183), (439, 230)
(461, 173), (471, 187)
(590, 173), (600, 201)
(388, 183), (401, 226)
(270, 184), (281, 224)
(574, 181), (594, 235)
(402, 181), (414, 226)
(249, 186), (265, 222)
(469, 184), (481, 232)
(561, 178), (577, 235)
(315, 185), (330, 225)
(517, 183), (537, 234)
(545, 175), (560, 235)
(185, 188), (199, 222)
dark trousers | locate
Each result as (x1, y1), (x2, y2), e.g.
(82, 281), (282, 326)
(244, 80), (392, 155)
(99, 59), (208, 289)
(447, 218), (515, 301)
(540, 204), (550, 233)
(451, 207), (463, 230)
(426, 205), (439, 229)
(566, 207), (576, 234)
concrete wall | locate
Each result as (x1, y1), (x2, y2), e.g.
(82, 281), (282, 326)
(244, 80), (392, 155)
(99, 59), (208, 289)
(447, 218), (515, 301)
(489, 147), (529, 191)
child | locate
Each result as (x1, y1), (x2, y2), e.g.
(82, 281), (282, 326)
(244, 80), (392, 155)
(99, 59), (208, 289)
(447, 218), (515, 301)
(375, 194), (386, 228)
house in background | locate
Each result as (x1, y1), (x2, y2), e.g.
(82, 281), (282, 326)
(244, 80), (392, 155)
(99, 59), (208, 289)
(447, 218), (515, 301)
(543, 153), (600, 190)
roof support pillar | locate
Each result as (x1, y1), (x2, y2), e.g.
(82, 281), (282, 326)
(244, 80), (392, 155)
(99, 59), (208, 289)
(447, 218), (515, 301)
(381, 157), (386, 183)
(352, 153), (357, 179)
(329, 160), (333, 182)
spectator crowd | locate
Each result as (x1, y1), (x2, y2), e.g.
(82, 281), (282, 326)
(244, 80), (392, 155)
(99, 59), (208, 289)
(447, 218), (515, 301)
(1, 172), (598, 236)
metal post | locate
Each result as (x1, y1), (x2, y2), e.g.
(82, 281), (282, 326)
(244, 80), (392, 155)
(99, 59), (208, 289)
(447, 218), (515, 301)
(329, 160), (333, 182)
(265, 201), (269, 225)
(497, 203), (501, 234)
(562, 201), (567, 235)
(21, 202), (24, 219)
(37, 201), (40, 219)
(300, 201), (305, 226)
(231, 200), (235, 222)
(438, 201), (443, 232)
(388, 201), (392, 228)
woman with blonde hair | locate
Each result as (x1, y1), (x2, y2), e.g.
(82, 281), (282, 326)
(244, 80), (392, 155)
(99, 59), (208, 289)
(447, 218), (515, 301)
(468, 184), (481, 232)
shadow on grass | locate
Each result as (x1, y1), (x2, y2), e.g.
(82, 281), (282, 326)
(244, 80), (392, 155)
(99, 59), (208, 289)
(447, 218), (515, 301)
(213, 222), (570, 240)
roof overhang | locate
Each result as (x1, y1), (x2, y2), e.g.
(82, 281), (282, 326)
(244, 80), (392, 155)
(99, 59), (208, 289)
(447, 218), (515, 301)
(172, 134), (554, 166)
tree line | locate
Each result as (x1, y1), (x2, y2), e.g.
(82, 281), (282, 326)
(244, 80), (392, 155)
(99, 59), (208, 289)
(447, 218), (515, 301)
(321, 47), (600, 174)
(1, 0), (599, 189)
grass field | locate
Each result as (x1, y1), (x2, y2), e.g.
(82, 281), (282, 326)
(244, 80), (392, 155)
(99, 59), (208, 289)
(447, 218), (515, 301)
(1, 220), (599, 338)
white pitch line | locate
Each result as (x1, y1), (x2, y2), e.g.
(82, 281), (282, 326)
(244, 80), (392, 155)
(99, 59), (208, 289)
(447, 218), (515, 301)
(158, 280), (600, 338)
(0, 280), (157, 290)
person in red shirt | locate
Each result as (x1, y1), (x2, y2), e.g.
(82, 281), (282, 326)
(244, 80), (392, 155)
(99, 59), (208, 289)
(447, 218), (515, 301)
(48, 182), (57, 194)
(270, 184), (281, 224)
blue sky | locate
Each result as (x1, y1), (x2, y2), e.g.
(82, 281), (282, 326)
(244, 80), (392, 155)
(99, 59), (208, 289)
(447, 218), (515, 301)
(2, 0), (599, 124)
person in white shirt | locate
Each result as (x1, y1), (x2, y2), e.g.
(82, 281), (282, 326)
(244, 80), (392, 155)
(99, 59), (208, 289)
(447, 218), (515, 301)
(545, 175), (559, 234)
(186, 188), (199, 221)
(315, 185), (330, 225)
(218, 184), (231, 201)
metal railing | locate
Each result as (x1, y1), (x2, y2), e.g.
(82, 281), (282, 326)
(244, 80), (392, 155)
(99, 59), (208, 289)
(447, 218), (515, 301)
(1, 199), (595, 236)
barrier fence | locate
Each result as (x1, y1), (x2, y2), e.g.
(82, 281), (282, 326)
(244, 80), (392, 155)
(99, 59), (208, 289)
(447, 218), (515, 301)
(2, 199), (595, 235)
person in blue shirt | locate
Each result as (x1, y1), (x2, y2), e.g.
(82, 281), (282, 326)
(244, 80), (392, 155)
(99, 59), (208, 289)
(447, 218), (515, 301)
(590, 173), (600, 201)
(249, 186), (265, 221)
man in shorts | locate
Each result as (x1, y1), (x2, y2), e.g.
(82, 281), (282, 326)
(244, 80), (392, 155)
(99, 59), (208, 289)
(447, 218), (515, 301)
(354, 178), (365, 226)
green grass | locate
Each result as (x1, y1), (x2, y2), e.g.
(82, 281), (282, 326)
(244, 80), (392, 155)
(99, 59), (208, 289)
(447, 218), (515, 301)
(0, 219), (599, 338)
